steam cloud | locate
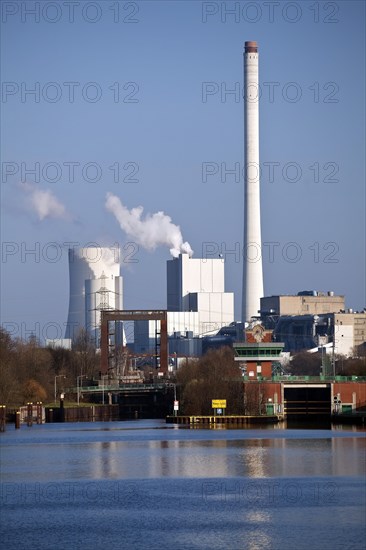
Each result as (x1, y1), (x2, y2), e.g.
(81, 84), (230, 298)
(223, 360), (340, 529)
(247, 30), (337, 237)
(105, 193), (193, 258)
(78, 246), (119, 279)
(22, 183), (67, 221)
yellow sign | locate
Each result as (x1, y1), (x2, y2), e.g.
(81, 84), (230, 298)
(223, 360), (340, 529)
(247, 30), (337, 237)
(212, 399), (227, 409)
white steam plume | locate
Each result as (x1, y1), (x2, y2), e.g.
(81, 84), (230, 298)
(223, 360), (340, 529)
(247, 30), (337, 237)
(79, 246), (120, 279)
(22, 182), (67, 221)
(105, 193), (193, 258)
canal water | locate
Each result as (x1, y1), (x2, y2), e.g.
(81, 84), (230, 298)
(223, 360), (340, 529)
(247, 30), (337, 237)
(1, 421), (365, 550)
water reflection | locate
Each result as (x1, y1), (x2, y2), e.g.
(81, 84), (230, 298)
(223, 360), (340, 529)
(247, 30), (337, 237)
(246, 510), (272, 550)
(1, 424), (365, 483)
(1, 422), (365, 550)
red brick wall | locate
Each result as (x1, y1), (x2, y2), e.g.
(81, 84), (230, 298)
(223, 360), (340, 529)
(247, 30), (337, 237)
(333, 382), (366, 410)
(246, 360), (272, 379)
(246, 331), (273, 343)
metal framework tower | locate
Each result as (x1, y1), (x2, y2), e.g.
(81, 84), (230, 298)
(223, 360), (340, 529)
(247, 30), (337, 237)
(96, 272), (112, 311)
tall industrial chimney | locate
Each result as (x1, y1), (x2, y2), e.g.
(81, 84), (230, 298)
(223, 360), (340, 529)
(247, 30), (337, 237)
(242, 41), (264, 322)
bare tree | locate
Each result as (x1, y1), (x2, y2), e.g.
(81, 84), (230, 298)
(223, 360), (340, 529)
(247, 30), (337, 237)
(243, 383), (265, 415)
(72, 328), (99, 381)
(22, 379), (48, 403)
(0, 328), (54, 405)
(176, 347), (244, 415)
(290, 352), (322, 376)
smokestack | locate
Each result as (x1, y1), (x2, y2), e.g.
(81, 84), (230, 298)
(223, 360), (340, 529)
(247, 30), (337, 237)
(242, 40), (264, 322)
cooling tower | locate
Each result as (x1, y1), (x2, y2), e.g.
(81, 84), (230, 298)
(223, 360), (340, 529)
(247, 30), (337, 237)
(64, 247), (123, 342)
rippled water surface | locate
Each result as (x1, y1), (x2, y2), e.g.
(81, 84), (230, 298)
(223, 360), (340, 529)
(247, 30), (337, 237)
(1, 420), (365, 549)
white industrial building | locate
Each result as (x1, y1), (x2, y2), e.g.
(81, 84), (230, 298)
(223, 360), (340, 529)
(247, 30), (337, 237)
(167, 253), (234, 334)
(334, 311), (366, 356)
(134, 254), (234, 355)
(64, 247), (123, 345)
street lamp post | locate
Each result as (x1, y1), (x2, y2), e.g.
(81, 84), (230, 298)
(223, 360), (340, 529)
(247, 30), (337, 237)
(173, 383), (178, 417)
(77, 375), (86, 406)
(54, 375), (66, 404)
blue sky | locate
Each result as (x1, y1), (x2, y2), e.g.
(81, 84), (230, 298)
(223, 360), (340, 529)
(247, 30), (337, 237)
(1, 0), (365, 342)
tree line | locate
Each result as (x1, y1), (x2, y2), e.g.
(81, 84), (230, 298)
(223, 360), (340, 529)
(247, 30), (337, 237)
(1, 325), (365, 410)
(290, 349), (366, 377)
(0, 327), (99, 407)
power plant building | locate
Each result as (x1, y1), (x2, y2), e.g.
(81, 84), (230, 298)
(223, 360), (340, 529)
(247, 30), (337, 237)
(134, 254), (234, 355)
(273, 311), (366, 356)
(260, 291), (345, 319)
(260, 291), (365, 356)
(167, 253), (234, 335)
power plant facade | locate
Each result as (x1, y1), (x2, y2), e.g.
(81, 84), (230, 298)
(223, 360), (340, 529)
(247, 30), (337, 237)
(134, 253), (234, 355)
(242, 40), (264, 322)
(167, 253), (234, 334)
(64, 247), (123, 344)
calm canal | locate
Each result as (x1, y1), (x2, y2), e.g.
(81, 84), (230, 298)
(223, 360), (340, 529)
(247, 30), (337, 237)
(1, 420), (365, 550)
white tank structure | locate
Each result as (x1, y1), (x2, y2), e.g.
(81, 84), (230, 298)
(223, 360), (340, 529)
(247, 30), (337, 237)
(242, 40), (264, 322)
(64, 247), (123, 344)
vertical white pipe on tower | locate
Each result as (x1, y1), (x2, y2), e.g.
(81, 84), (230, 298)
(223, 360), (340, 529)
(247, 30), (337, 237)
(242, 41), (264, 322)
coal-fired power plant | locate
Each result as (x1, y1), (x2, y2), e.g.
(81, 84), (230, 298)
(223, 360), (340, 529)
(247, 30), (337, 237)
(242, 40), (264, 322)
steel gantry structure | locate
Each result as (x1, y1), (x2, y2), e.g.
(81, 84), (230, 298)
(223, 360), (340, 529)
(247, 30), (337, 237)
(100, 310), (168, 375)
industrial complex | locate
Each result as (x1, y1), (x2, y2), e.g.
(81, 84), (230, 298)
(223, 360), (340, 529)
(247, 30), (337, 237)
(48, 41), (365, 367)
(40, 41), (365, 422)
